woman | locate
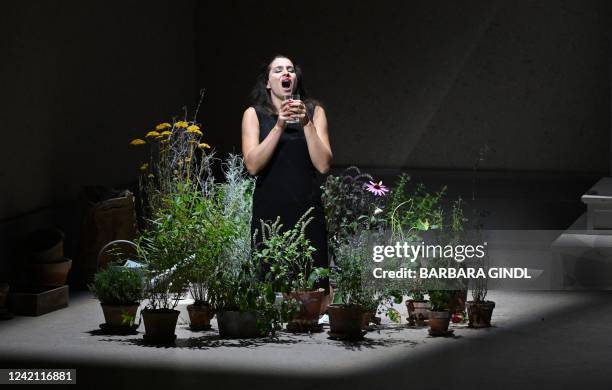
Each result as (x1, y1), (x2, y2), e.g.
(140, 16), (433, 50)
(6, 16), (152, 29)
(242, 54), (333, 303)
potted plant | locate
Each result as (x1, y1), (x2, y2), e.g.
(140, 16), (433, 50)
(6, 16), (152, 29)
(322, 167), (395, 330)
(212, 254), (294, 338)
(212, 265), (280, 338)
(386, 175), (469, 325)
(137, 208), (191, 343)
(130, 103), (211, 343)
(466, 271), (495, 328)
(205, 155), (292, 338)
(184, 191), (235, 331)
(427, 290), (455, 336)
(187, 278), (215, 331)
(89, 265), (144, 330)
(327, 231), (373, 340)
(252, 208), (329, 333)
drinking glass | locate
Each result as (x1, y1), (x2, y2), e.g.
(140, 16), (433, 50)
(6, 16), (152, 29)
(284, 94), (301, 124)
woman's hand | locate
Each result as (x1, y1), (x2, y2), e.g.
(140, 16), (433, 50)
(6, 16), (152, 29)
(276, 99), (293, 129)
(282, 99), (310, 127)
(290, 100), (310, 126)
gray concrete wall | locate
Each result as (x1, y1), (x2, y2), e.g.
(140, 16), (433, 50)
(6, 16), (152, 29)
(1, 0), (611, 280)
(197, 0), (611, 173)
(0, 1), (196, 278)
(0, 1), (197, 222)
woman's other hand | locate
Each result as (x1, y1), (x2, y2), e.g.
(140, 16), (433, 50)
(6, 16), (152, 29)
(289, 99), (310, 126)
(276, 99), (293, 129)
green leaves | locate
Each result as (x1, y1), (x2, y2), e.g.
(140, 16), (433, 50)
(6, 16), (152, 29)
(121, 310), (136, 327)
(89, 266), (144, 305)
(252, 208), (319, 292)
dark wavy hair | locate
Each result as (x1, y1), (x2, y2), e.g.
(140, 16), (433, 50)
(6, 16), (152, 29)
(250, 54), (318, 117)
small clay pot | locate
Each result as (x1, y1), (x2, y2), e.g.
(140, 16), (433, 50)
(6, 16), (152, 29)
(0, 283), (9, 308)
(27, 228), (65, 263)
(217, 310), (260, 338)
(28, 258), (72, 285)
(141, 308), (180, 343)
(429, 310), (451, 334)
(187, 303), (214, 331)
(101, 303), (139, 327)
(406, 300), (431, 325)
(328, 304), (364, 337)
(466, 301), (495, 328)
(287, 289), (324, 331)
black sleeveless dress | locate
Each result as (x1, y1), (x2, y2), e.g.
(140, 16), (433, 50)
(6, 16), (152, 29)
(251, 106), (329, 292)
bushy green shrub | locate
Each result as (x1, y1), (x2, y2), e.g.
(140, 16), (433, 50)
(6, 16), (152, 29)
(90, 266), (144, 305)
(428, 290), (455, 311)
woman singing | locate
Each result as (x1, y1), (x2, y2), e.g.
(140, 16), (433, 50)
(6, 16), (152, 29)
(242, 54), (333, 308)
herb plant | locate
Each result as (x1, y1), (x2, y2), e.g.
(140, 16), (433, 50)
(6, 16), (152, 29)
(90, 266), (144, 305)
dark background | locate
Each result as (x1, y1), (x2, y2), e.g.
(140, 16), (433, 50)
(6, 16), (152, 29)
(1, 0), (611, 278)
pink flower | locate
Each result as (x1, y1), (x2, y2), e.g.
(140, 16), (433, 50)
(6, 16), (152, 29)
(365, 181), (389, 196)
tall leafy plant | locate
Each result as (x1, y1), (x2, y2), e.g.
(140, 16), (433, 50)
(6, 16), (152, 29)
(130, 92), (214, 311)
(322, 166), (387, 264)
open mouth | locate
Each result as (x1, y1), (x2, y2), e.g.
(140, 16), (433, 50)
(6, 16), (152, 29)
(281, 79), (292, 89)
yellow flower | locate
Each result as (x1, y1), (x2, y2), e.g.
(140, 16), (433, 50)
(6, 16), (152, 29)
(187, 128), (203, 137)
(147, 173), (154, 179)
(160, 139), (170, 144)
(175, 121), (189, 128)
(187, 124), (200, 132)
(139, 163), (149, 171)
(155, 123), (171, 131)
(145, 131), (161, 138)
(198, 143), (211, 149)
(130, 138), (146, 146)
(160, 131), (172, 136)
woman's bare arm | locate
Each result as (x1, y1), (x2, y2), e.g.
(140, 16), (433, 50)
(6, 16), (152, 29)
(302, 106), (333, 174)
(242, 106), (286, 175)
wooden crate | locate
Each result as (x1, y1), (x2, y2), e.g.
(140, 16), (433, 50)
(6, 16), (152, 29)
(8, 285), (69, 316)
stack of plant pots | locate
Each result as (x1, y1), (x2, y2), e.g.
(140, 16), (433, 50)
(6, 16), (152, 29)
(8, 228), (71, 316)
(26, 228), (72, 286)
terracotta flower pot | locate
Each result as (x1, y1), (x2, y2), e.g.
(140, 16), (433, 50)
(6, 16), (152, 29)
(27, 228), (65, 263)
(328, 304), (364, 337)
(428, 310), (451, 334)
(141, 308), (180, 343)
(101, 303), (139, 327)
(28, 258), (72, 285)
(466, 301), (495, 328)
(287, 290), (324, 331)
(0, 283), (9, 308)
(217, 310), (260, 339)
(187, 303), (215, 331)
(406, 300), (431, 325)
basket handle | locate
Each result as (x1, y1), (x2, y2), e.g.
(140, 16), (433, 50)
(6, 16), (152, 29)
(96, 239), (141, 270)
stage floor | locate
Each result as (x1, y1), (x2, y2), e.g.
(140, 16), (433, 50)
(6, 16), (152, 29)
(0, 290), (610, 389)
